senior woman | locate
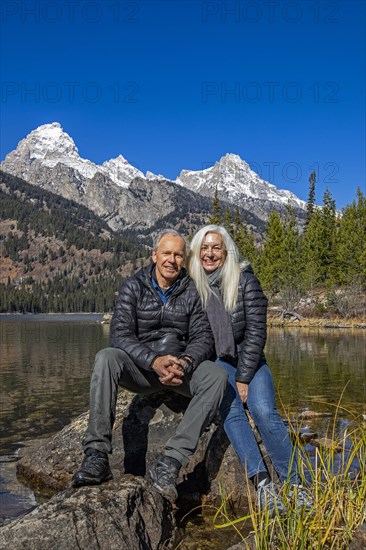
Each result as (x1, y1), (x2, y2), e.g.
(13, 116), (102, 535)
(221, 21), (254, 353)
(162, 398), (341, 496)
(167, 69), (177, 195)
(188, 225), (312, 515)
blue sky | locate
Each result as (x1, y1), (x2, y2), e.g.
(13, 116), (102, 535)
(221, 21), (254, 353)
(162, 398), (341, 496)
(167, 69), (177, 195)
(1, 0), (365, 208)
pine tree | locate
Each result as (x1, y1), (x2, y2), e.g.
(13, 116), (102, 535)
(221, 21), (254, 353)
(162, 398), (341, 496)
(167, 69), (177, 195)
(303, 188), (338, 289)
(223, 206), (234, 236)
(305, 171), (316, 230)
(233, 208), (258, 271)
(336, 187), (366, 285)
(319, 188), (338, 286)
(233, 207), (242, 233)
(279, 205), (304, 309)
(209, 186), (221, 224)
(259, 211), (284, 295)
(303, 209), (322, 290)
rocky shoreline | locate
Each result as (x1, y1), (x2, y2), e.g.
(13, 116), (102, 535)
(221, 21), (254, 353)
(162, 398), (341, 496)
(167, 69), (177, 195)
(1, 389), (365, 549)
(267, 315), (366, 329)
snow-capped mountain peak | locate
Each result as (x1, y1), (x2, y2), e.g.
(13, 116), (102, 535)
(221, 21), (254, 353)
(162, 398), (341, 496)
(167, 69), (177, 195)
(102, 155), (144, 187)
(1, 122), (145, 188)
(26, 122), (79, 161)
(176, 152), (306, 210)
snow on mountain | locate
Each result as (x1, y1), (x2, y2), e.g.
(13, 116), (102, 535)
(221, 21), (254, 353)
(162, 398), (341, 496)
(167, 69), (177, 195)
(102, 155), (144, 187)
(1, 123), (307, 227)
(176, 153), (306, 210)
(26, 122), (79, 161)
(1, 122), (144, 188)
(145, 171), (166, 181)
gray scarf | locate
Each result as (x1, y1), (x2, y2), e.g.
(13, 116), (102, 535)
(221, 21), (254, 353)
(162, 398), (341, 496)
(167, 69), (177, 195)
(206, 269), (237, 363)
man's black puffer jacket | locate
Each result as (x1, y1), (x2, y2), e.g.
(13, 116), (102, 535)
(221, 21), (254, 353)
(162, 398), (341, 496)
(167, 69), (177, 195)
(110, 264), (214, 371)
(230, 265), (268, 384)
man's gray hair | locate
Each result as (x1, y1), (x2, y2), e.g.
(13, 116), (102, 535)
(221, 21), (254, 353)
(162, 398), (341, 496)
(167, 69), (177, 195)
(152, 229), (186, 252)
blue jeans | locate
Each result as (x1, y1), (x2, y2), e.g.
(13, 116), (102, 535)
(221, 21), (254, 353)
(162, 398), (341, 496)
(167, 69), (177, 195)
(218, 360), (299, 484)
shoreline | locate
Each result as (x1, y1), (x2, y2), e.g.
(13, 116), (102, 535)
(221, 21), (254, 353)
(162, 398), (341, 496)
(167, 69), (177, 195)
(267, 316), (366, 329)
(0, 312), (365, 329)
(0, 312), (103, 316)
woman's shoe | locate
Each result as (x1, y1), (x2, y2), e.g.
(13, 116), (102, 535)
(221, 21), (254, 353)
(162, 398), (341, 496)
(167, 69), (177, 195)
(288, 484), (314, 510)
(257, 479), (287, 516)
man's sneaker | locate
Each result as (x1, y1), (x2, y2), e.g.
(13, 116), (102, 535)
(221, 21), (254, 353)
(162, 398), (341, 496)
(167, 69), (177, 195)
(149, 456), (181, 503)
(257, 479), (287, 516)
(72, 449), (113, 488)
(288, 484), (314, 510)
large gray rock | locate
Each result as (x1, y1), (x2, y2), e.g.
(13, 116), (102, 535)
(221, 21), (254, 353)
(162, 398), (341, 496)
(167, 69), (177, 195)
(0, 477), (175, 549)
(17, 389), (251, 506)
(10, 388), (258, 550)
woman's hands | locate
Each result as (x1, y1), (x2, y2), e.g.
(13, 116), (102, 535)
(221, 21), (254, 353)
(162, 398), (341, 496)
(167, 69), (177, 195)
(236, 381), (249, 403)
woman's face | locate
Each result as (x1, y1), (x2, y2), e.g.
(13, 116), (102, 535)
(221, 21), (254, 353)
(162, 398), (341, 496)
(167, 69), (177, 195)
(200, 232), (226, 273)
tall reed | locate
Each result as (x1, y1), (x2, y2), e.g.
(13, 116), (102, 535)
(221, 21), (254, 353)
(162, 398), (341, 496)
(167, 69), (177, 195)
(213, 406), (366, 549)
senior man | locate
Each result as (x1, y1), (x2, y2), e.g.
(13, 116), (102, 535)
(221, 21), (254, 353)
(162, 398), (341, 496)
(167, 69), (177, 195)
(72, 229), (227, 502)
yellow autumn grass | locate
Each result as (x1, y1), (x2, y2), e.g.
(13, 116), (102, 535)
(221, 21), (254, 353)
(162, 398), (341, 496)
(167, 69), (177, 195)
(211, 402), (366, 549)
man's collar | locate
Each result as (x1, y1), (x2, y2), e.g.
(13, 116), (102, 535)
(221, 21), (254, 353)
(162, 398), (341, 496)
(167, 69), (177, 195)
(151, 266), (187, 290)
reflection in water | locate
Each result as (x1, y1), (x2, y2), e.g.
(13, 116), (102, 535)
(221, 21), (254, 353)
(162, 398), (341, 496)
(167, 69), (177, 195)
(265, 329), (365, 491)
(0, 448), (37, 521)
(266, 328), (366, 416)
(0, 317), (365, 525)
(0, 315), (108, 444)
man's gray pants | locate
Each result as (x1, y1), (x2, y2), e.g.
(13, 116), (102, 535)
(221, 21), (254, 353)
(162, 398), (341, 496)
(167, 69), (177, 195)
(82, 348), (228, 467)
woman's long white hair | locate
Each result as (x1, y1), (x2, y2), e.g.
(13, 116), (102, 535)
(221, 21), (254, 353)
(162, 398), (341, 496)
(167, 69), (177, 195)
(188, 225), (240, 312)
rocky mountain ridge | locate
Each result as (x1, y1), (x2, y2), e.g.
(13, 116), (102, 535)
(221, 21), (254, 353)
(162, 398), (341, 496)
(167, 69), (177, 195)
(1, 122), (306, 232)
(2, 122), (144, 188)
(176, 153), (306, 220)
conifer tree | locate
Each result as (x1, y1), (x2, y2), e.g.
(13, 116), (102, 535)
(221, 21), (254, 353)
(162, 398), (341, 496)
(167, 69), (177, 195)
(318, 187), (338, 286)
(209, 186), (221, 224)
(223, 206), (234, 237)
(259, 210), (284, 295)
(233, 208), (258, 271)
(336, 187), (366, 285)
(233, 207), (242, 232)
(303, 188), (338, 289)
(279, 205), (304, 309)
(305, 171), (316, 230)
(302, 209), (322, 290)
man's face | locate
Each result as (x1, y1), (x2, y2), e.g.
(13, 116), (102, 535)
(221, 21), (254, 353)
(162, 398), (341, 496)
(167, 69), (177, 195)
(152, 234), (186, 288)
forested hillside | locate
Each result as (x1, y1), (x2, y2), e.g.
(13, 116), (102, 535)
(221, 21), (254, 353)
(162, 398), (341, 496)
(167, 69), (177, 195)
(1, 170), (365, 318)
(0, 171), (148, 312)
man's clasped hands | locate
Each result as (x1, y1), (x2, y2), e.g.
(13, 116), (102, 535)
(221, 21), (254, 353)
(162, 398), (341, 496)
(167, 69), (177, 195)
(151, 355), (189, 386)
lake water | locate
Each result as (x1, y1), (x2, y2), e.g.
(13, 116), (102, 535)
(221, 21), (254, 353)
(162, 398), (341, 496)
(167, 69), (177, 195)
(0, 316), (365, 527)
